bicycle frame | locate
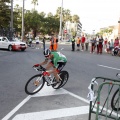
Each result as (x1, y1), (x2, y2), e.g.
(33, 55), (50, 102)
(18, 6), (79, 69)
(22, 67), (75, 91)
(33, 66), (57, 86)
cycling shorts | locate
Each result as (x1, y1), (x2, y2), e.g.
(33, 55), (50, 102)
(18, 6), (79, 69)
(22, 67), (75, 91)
(50, 61), (66, 72)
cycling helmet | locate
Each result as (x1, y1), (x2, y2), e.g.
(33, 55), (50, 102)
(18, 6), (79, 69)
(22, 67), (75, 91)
(43, 48), (51, 57)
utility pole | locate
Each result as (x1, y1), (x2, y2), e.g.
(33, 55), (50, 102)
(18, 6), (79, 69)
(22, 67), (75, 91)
(22, 0), (25, 41)
(118, 17), (120, 39)
(11, 0), (13, 39)
(59, 0), (63, 41)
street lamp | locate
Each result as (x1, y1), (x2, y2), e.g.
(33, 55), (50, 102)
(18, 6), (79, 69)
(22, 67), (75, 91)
(59, 0), (63, 40)
(22, 0), (25, 41)
(10, 0), (13, 40)
(118, 17), (120, 39)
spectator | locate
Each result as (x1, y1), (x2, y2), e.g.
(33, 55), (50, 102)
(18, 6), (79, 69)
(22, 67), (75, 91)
(76, 37), (81, 51)
(85, 37), (89, 51)
(104, 38), (108, 52)
(109, 39), (114, 54)
(90, 37), (96, 53)
(71, 36), (75, 51)
(96, 36), (99, 54)
(49, 34), (58, 51)
(114, 37), (119, 47)
(99, 36), (104, 54)
(81, 35), (86, 51)
(36, 38), (40, 49)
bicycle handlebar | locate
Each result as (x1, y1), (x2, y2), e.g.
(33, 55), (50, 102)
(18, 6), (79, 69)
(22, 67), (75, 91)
(33, 65), (46, 71)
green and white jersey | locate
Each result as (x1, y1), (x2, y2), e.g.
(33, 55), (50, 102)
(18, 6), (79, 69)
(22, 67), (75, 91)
(51, 51), (67, 67)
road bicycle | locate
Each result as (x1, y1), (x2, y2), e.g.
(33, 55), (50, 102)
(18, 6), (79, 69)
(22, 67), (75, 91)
(111, 73), (120, 111)
(25, 65), (69, 95)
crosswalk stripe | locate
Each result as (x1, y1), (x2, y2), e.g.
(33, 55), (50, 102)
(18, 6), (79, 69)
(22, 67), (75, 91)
(2, 85), (89, 120)
(12, 106), (89, 120)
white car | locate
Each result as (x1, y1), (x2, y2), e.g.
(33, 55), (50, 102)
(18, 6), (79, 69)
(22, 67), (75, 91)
(0, 37), (27, 51)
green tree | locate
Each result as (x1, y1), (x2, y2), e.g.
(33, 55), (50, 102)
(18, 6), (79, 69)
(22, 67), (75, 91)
(24, 10), (44, 38)
(0, 0), (11, 27)
(13, 4), (22, 33)
(47, 12), (53, 17)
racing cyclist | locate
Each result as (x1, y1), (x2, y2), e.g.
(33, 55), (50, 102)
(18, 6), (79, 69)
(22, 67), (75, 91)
(33, 48), (67, 86)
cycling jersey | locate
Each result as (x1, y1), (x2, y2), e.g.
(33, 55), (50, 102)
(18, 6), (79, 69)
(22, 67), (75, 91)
(51, 51), (67, 67)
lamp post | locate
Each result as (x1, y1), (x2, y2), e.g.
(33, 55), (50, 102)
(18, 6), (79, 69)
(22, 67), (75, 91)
(59, 0), (63, 41)
(10, 0), (13, 40)
(118, 17), (120, 39)
(22, 0), (25, 41)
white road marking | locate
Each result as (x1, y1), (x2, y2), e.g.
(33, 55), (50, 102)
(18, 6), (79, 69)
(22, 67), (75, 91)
(2, 96), (31, 120)
(12, 106), (89, 120)
(2, 85), (89, 120)
(98, 64), (120, 71)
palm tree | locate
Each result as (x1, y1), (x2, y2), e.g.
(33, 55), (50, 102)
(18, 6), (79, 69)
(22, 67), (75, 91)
(72, 15), (80, 23)
(31, 0), (38, 10)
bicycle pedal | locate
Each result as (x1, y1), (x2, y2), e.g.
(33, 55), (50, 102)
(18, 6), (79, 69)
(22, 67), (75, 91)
(47, 83), (51, 86)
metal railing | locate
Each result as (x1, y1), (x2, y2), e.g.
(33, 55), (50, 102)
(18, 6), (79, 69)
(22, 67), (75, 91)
(88, 77), (120, 120)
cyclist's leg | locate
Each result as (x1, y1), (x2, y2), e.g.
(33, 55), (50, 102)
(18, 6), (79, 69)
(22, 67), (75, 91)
(54, 62), (66, 82)
(57, 62), (66, 72)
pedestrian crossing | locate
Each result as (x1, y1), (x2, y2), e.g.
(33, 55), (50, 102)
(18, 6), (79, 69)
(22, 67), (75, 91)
(2, 85), (90, 120)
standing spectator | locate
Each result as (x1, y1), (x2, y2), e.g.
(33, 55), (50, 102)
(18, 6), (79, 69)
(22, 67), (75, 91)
(76, 37), (81, 51)
(109, 39), (114, 54)
(96, 36), (99, 54)
(71, 36), (75, 51)
(42, 37), (46, 50)
(81, 35), (86, 51)
(49, 34), (58, 51)
(85, 37), (89, 51)
(106, 41), (110, 53)
(29, 38), (32, 47)
(114, 37), (119, 47)
(99, 36), (104, 54)
(104, 38), (108, 52)
(94, 37), (97, 52)
(90, 37), (95, 53)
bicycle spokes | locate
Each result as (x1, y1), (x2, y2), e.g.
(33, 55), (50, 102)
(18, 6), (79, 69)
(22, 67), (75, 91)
(34, 80), (40, 86)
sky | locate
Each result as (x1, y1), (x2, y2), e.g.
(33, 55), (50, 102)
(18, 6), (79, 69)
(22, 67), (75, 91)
(14, 0), (120, 34)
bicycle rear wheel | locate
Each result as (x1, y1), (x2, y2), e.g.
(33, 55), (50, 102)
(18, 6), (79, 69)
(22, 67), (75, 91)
(59, 71), (69, 88)
(111, 89), (120, 111)
(52, 71), (69, 89)
(25, 74), (45, 95)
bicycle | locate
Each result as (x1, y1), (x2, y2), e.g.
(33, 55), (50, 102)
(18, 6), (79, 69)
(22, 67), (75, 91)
(25, 65), (69, 95)
(111, 73), (120, 111)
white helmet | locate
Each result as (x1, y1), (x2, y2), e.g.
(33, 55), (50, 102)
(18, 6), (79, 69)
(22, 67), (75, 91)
(43, 48), (51, 57)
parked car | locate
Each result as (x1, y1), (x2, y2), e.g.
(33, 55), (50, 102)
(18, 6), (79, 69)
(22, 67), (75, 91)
(0, 37), (27, 51)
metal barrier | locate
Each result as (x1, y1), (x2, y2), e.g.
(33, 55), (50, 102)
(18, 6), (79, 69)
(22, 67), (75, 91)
(88, 77), (120, 120)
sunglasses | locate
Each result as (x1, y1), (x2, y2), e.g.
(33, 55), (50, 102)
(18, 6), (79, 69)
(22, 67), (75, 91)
(45, 55), (50, 58)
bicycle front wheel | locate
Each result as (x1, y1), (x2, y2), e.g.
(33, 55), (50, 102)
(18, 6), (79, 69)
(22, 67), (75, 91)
(25, 74), (45, 95)
(111, 89), (120, 111)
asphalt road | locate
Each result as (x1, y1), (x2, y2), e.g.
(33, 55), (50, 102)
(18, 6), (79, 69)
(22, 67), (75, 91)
(0, 44), (120, 120)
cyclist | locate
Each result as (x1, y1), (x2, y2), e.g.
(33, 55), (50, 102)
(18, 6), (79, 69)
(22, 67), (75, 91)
(33, 48), (67, 86)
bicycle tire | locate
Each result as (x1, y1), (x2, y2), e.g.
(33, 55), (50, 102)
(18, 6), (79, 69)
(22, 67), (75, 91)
(25, 74), (45, 95)
(58, 71), (69, 88)
(52, 71), (69, 89)
(111, 89), (120, 111)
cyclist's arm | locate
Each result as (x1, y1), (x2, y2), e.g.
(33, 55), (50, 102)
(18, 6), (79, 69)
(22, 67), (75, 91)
(39, 59), (48, 66)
